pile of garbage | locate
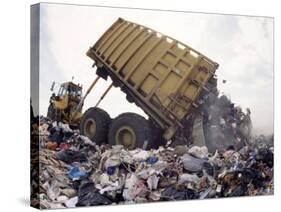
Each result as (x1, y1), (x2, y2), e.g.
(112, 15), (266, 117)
(30, 117), (273, 209)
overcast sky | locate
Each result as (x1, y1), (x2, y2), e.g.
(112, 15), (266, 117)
(38, 3), (273, 135)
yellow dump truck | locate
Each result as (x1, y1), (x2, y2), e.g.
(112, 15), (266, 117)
(80, 18), (218, 149)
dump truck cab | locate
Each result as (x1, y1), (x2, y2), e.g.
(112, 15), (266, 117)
(47, 81), (83, 125)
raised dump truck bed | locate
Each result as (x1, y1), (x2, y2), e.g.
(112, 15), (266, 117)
(86, 17), (218, 141)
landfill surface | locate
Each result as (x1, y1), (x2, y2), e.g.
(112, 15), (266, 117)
(31, 112), (274, 209)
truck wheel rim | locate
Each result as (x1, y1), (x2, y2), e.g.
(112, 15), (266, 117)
(84, 118), (96, 138)
(115, 126), (136, 149)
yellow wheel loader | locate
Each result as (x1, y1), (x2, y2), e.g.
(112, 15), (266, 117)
(47, 81), (83, 127)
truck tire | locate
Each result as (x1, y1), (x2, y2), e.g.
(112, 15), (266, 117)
(80, 107), (111, 145)
(108, 113), (151, 150)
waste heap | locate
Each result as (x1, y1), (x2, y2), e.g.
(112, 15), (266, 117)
(30, 115), (273, 209)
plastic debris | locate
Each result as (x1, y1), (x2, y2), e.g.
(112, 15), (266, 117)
(188, 146), (208, 159)
(77, 181), (113, 206)
(106, 166), (116, 176)
(64, 196), (78, 208)
(68, 166), (88, 181)
(146, 156), (158, 164)
(147, 175), (160, 190)
(181, 154), (205, 172)
(55, 149), (87, 164)
(178, 173), (200, 184)
(161, 186), (199, 201)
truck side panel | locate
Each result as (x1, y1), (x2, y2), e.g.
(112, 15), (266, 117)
(88, 18), (218, 140)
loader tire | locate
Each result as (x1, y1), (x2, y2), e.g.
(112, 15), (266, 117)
(47, 104), (54, 120)
(108, 113), (152, 150)
(47, 104), (61, 122)
(80, 107), (111, 145)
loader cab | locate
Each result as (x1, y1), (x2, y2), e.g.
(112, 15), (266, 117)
(48, 81), (83, 124)
(49, 81), (82, 110)
(51, 82), (82, 99)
